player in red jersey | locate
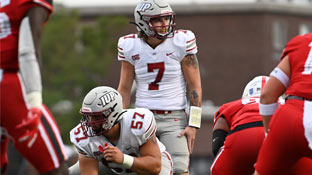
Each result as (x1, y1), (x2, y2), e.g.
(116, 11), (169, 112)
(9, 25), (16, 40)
(255, 33), (312, 174)
(210, 76), (269, 175)
(0, 0), (68, 174)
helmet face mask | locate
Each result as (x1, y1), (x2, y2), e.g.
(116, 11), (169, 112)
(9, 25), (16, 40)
(81, 114), (107, 136)
(80, 86), (123, 137)
(134, 0), (176, 39)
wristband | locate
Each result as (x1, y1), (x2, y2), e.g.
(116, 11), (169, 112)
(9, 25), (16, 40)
(259, 102), (278, 116)
(27, 91), (42, 108)
(188, 106), (202, 128)
(123, 154), (134, 169)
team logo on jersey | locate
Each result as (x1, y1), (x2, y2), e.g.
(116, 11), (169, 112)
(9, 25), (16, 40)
(137, 3), (152, 12)
(132, 54), (140, 61)
(99, 91), (117, 107)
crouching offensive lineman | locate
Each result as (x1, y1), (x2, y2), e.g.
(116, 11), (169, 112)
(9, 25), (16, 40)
(69, 86), (172, 175)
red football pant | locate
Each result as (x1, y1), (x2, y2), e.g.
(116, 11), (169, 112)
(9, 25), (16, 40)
(0, 71), (67, 173)
(255, 100), (312, 174)
(211, 126), (265, 175)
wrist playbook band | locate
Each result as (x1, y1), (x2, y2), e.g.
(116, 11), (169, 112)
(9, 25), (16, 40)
(188, 106), (202, 128)
(123, 154), (134, 169)
(270, 67), (289, 88)
(259, 102), (278, 116)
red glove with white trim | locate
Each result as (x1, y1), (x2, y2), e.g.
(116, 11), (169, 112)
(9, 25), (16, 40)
(16, 107), (42, 148)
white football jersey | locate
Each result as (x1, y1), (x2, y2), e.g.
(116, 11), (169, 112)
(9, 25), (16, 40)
(70, 108), (166, 175)
(117, 30), (198, 110)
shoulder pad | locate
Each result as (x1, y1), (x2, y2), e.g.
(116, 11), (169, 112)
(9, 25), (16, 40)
(19, 0), (53, 13)
(70, 124), (90, 148)
(173, 30), (197, 54)
(130, 108), (156, 140)
(118, 34), (137, 53)
(214, 99), (244, 124)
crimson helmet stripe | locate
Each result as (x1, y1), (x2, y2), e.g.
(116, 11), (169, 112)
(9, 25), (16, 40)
(261, 76), (267, 89)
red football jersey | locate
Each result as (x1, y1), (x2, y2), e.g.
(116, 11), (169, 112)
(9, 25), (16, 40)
(214, 97), (261, 130)
(0, 0), (53, 70)
(281, 33), (312, 98)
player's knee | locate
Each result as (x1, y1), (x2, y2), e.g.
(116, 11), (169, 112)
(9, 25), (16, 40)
(172, 158), (189, 174)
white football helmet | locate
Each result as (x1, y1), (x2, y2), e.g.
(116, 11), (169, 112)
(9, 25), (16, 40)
(134, 0), (176, 39)
(80, 86), (124, 136)
(242, 76), (269, 98)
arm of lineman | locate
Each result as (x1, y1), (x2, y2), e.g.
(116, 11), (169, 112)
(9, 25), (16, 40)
(179, 53), (202, 154)
(260, 56), (290, 133)
(118, 61), (135, 109)
(212, 117), (230, 156)
(103, 135), (161, 175)
(79, 154), (99, 175)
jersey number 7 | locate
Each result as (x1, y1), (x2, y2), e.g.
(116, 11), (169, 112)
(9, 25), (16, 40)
(147, 62), (165, 90)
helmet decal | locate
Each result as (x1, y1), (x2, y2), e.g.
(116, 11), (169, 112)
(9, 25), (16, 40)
(99, 91), (117, 107)
(249, 88), (254, 96)
(137, 3), (152, 12)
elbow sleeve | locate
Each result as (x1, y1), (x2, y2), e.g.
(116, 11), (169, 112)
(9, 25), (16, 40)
(212, 129), (228, 157)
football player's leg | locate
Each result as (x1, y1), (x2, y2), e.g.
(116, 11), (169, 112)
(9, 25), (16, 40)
(98, 162), (116, 175)
(13, 105), (68, 174)
(68, 161), (80, 175)
(211, 128), (263, 175)
(159, 151), (173, 175)
(255, 105), (302, 174)
(156, 111), (189, 175)
(291, 101), (312, 174)
(292, 157), (312, 174)
(0, 133), (9, 174)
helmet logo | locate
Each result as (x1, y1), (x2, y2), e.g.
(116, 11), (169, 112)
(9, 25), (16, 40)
(99, 91), (117, 107)
(137, 3), (152, 12)
(249, 88), (254, 95)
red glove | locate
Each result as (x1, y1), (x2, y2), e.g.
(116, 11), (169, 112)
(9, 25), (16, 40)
(98, 142), (109, 153)
(16, 107), (42, 148)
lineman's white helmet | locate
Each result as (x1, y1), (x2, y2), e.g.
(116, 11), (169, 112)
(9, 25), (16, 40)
(242, 76), (269, 98)
(134, 0), (176, 39)
(80, 86), (123, 136)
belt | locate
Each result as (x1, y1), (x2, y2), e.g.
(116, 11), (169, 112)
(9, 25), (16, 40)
(286, 95), (312, 101)
(228, 121), (263, 135)
(150, 110), (172, 115)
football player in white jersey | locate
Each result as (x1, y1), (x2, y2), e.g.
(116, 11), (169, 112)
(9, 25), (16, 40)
(117, 0), (202, 174)
(69, 86), (172, 175)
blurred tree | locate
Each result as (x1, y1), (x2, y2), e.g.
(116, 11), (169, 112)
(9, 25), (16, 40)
(41, 10), (129, 144)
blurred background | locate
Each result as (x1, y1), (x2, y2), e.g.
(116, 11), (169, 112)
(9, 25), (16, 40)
(6, 0), (312, 174)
